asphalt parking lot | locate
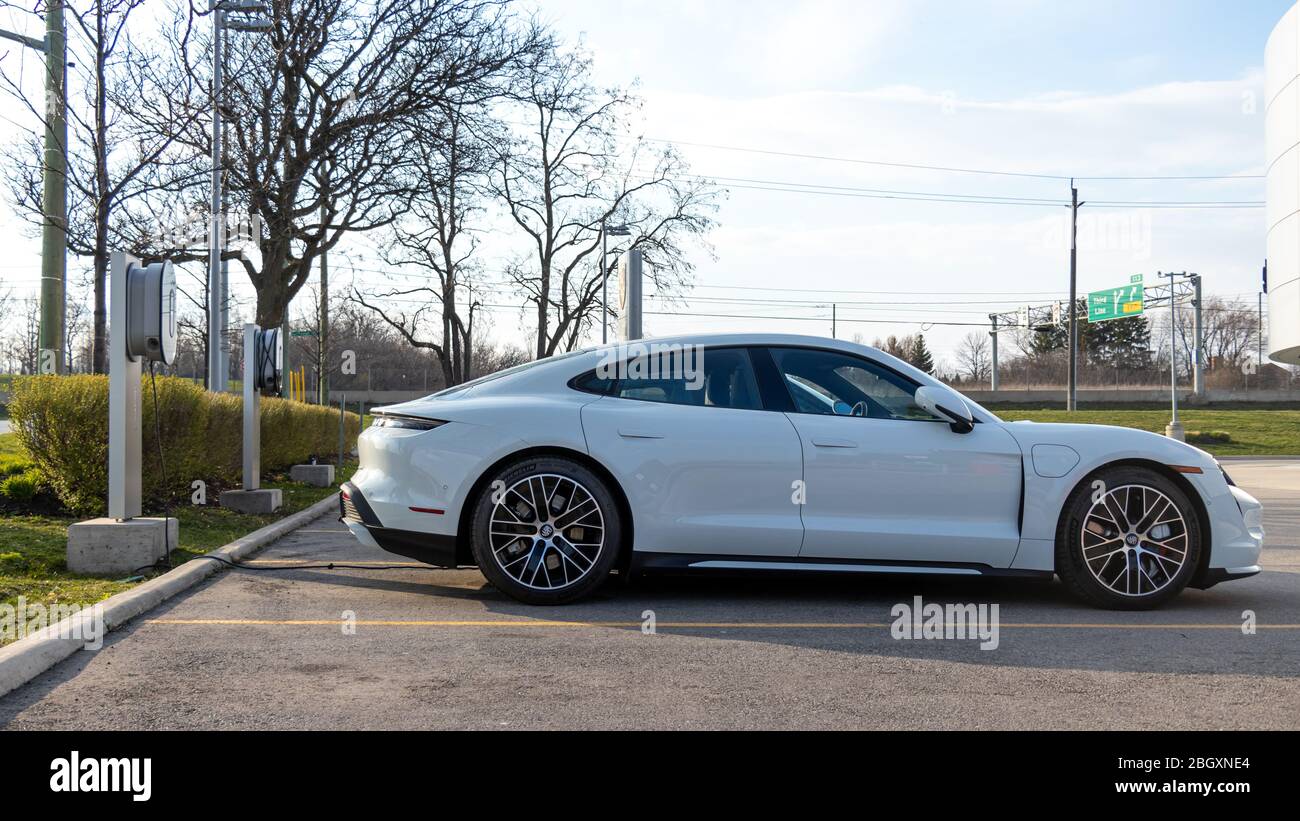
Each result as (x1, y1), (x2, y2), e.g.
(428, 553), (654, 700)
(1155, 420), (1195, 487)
(2, 459), (1297, 730)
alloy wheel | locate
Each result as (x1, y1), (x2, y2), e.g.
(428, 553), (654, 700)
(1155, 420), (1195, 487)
(1080, 483), (1190, 597)
(488, 473), (606, 590)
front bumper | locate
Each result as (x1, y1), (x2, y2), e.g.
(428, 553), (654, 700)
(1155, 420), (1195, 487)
(339, 481), (460, 568)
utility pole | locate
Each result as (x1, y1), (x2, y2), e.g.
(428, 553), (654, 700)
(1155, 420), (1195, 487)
(1192, 273), (1204, 398)
(2, 2), (67, 374)
(989, 314), (999, 392)
(831, 303), (837, 338)
(1067, 180), (1081, 412)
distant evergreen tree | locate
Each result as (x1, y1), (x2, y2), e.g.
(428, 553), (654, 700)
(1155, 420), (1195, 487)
(909, 334), (935, 374)
(1086, 315), (1150, 369)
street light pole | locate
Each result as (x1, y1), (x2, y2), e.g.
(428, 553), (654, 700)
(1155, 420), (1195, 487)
(600, 221), (607, 344)
(600, 223), (630, 344)
(1160, 271), (1185, 442)
(2, 2), (67, 374)
(207, 4), (225, 391)
(207, 1), (272, 391)
(1067, 180), (1081, 412)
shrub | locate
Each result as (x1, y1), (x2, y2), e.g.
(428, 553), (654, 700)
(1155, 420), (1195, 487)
(8, 375), (360, 516)
(0, 469), (41, 502)
(1187, 430), (1232, 445)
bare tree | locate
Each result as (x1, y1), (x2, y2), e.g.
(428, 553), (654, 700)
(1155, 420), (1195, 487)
(352, 98), (495, 387)
(1, 1), (204, 373)
(488, 45), (719, 357)
(153, 0), (543, 331)
(956, 331), (992, 383)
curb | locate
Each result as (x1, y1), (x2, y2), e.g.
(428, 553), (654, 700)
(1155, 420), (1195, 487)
(0, 493), (340, 700)
(1216, 455), (1300, 461)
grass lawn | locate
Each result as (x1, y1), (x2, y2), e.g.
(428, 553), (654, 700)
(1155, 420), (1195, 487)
(988, 407), (1300, 456)
(0, 430), (354, 642)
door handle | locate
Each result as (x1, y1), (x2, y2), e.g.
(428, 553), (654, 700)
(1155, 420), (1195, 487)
(618, 429), (665, 439)
(811, 437), (857, 448)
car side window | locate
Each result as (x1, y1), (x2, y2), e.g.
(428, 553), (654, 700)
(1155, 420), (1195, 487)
(768, 347), (937, 421)
(611, 347), (762, 411)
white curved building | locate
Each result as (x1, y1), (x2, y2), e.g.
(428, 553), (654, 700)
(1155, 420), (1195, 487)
(1267, 3), (1300, 365)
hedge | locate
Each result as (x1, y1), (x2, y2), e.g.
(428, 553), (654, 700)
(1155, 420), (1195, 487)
(7, 375), (360, 516)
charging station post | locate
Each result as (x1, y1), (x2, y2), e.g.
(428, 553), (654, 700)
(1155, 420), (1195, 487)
(220, 323), (284, 513)
(67, 252), (179, 575)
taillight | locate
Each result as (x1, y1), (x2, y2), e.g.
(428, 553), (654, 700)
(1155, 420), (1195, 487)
(372, 415), (447, 431)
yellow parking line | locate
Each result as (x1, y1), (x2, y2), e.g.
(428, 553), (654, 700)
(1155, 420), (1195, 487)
(143, 618), (1300, 630)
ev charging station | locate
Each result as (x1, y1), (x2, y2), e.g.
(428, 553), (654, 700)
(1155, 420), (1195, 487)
(218, 323), (284, 513)
(66, 252), (180, 575)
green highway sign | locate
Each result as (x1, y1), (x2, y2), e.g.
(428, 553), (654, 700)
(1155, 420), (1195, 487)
(1087, 282), (1144, 323)
(289, 330), (318, 337)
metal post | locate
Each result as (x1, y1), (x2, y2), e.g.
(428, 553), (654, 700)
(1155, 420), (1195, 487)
(1258, 291), (1264, 368)
(1192, 274), (1204, 398)
(207, 5), (225, 391)
(600, 221), (608, 345)
(242, 323), (260, 490)
(1161, 272), (1184, 441)
(108, 252), (142, 520)
(989, 314), (999, 392)
(318, 202), (329, 403)
(1067, 180), (1079, 412)
(337, 393), (346, 468)
(832, 303), (837, 339)
(281, 314), (290, 398)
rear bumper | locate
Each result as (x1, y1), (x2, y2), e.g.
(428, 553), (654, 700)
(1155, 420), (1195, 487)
(339, 481), (460, 568)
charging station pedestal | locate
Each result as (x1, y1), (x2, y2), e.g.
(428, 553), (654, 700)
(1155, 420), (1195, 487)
(67, 252), (179, 575)
(220, 323), (283, 514)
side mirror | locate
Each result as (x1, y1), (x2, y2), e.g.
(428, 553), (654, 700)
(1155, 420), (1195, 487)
(914, 385), (974, 433)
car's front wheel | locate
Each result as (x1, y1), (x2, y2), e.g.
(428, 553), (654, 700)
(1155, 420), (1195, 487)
(1056, 466), (1203, 610)
(469, 456), (622, 605)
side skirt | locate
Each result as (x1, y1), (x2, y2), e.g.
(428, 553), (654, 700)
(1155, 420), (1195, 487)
(628, 552), (1054, 580)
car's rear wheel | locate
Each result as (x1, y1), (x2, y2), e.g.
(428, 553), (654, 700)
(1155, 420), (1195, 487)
(1056, 466), (1202, 610)
(470, 456), (622, 605)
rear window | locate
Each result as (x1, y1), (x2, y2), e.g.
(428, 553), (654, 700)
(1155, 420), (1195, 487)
(428, 350), (584, 398)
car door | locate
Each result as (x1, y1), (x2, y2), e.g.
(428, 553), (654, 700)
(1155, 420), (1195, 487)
(580, 346), (804, 556)
(761, 346), (1023, 567)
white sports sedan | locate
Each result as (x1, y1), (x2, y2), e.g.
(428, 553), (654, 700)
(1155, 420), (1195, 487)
(339, 333), (1263, 608)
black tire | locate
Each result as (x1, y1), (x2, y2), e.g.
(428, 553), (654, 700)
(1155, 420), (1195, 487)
(1056, 466), (1202, 610)
(469, 456), (623, 605)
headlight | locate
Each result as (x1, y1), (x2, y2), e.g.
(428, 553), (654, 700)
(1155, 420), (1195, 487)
(372, 415), (447, 431)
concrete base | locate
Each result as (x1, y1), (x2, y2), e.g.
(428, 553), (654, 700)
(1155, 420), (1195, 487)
(1165, 421), (1186, 442)
(67, 517), (178, 576)
(290, 464), (335, 487)
(220, 488), (283, 514)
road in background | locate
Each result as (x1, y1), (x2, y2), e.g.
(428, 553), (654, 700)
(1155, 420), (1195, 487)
(1, 459), (1296, 730)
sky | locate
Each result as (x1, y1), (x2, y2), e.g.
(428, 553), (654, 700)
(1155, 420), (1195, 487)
(0, 0), (1294, 369)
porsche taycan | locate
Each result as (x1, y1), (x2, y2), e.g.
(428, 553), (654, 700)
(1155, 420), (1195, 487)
(339, 333), (1263, 608)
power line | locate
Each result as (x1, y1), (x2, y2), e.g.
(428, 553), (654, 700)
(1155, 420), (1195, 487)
(643, 136), (1264, 182)
(654, 171), (1264, 207)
